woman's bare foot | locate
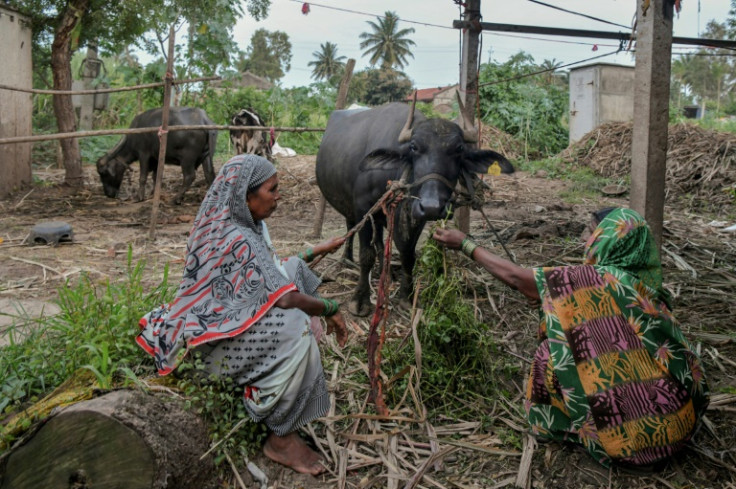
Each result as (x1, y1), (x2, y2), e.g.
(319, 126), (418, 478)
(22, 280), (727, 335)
(263, 432), (326, 476)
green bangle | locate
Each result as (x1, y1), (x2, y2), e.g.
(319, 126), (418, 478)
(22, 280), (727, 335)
(320, 298), (339, 317)
(298, 248), (315, 263)
(461, 238), (478, 259)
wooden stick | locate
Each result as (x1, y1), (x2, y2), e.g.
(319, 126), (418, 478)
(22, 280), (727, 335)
(224, 451), (247, 489)
(0, 125), (324, 145)
(148, 24), (175, 241)
(0, 75), (220, 95)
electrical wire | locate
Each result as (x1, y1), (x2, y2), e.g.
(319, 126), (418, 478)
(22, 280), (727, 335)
(288, 0), (455, 30)
(477, 49), (620, 88)
(527, 0), (632, 30)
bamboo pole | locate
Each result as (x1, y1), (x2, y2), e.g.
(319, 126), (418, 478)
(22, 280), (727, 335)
(148, 25), (176, 241)
(0, 125), (324, 145)
(0, 76), (221, 96)
(311, 58), (356, 239)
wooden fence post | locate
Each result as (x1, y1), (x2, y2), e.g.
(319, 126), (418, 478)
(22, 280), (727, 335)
(148, 25), (176, 241)
(312, 58), (355, 239)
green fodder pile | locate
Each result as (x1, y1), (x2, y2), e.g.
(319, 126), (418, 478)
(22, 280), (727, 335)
(384, 230), (503, 415)
(562, 122), (736, 212)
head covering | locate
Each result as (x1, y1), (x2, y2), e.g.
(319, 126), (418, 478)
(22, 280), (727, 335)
(137, 154), (321, 375)
(583, 207), (668, 305)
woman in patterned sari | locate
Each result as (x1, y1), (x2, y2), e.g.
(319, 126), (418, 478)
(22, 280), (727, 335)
(432, 208), (708, 468)
(137, 155), (348, 475)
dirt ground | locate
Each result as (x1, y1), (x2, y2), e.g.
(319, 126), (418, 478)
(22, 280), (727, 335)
(1, 155), (735, 489)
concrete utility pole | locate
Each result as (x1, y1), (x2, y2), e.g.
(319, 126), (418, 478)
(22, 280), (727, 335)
(457, 0), (481, 233)
(79, 41), (100, 131)
(630, 0), (674, 248)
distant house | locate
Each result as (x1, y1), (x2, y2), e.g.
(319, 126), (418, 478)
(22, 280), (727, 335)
(211, 71), (273, 91)
(406, 85), (458, 113)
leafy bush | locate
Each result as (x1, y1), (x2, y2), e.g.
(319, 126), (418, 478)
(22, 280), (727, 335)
(0, 249), (173, 414)
(384, 230), (502, 415)
(478, 52), (569, 159)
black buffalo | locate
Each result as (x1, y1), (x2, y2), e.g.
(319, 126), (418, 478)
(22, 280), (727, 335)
(230, 108), (273, 161)
(96, 107), (216, 204)
(316, 97), (515, 316)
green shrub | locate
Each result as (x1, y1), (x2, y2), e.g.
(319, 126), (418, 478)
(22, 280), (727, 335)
(0, 248), (173, 413)
(384, 230), (502, 416)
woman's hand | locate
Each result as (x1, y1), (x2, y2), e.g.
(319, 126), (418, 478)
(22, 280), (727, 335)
(326, 312), (348, 348)
(313, 236), (346, 256)
(432, 227), (466, 250)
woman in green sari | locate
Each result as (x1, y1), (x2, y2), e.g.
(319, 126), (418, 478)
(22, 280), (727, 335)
(432, 208), (709, 467)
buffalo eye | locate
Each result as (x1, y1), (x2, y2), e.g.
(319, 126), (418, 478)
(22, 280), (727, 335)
(409, 141), (418, 153)
(455, 143), (465, 155)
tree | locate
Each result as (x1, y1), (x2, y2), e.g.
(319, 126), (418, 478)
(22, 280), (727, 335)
(671, 20), (734, 116)
(8, 0), (270, 188)
(350, 67), (413, 106)
(308, 42), (346, 81)
(478, 52), (568, 157)
(359, 11), (416, 69)
(238, 29), (292, 82)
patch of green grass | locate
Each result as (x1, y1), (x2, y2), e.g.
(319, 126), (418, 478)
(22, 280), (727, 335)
(0, 248), (173, 415)
(175, 354), (269, 463)
(384, 228), (512, 418)
(0, 248), (269, 461)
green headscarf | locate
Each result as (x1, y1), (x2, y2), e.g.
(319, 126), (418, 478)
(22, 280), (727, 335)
(583, 208), (671, 308)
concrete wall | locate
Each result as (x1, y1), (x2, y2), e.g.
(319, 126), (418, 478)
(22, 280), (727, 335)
(568, 63), (635, 144)
(0, 6), (33, 198)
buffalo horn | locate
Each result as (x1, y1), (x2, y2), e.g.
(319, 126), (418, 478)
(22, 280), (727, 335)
(398, 91), (418, 143)
(456, 92), (478, 143)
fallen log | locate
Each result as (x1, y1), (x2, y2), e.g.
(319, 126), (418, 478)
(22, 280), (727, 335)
(0, 389), (215, 489)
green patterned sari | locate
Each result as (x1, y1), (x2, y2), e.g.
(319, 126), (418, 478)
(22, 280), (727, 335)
(525, 208), (709, 467)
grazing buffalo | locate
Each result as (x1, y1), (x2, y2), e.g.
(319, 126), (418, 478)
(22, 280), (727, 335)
(230, 108), (273, 160)
(96, 107), (216, 204)
(316, 97), (515, 316)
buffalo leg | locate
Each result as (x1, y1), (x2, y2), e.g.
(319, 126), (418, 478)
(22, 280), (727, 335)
(137, 153), (152, 202)
(342, 218), (356, 264)
(350, 223), (382, 317)
(394, 213), (424, 309)
(174, 164), (196, 205)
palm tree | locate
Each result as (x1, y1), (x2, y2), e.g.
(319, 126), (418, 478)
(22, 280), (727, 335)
(308, 42), (347, 81)
(359, 11), (416, 69)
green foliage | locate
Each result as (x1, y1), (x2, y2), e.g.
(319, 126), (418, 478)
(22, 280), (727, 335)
(0, 248), (173, 413)
(351, 68), (413, 106)
(478, 52), (568, 159)
(267, 85), (336, 154)
(359, 11), (416, 70)
(176, 355), (268, 461)
(237, 29), (292, 82)
(384, 232), (501, 415)
(671, 19), (734, 119)
(308, 41), (347, 82)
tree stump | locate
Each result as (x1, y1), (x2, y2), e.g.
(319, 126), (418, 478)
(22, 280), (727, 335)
(0, 390), (215, 489)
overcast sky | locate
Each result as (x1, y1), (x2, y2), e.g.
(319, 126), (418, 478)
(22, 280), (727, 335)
(231, 0), (732, 89)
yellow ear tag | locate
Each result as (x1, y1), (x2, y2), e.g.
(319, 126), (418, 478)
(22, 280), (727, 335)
(487, 162), (501, 176)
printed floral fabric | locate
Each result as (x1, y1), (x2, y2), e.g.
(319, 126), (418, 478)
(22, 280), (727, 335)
(525, 208), (709, 467)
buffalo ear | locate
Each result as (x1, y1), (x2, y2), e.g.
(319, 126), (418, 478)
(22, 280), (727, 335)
(359, 149), (406, 172)
(462, 149), (515, 175)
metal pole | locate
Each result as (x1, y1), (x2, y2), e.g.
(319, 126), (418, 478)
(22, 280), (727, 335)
(148, 25), (176, 241)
